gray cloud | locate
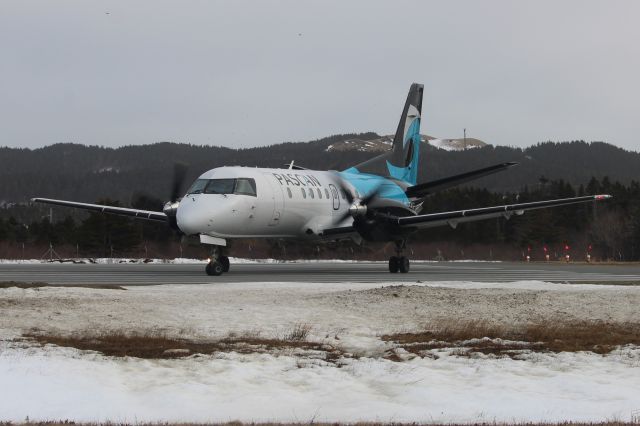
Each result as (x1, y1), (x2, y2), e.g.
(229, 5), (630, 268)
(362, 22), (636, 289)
(1, 0), (639, 150)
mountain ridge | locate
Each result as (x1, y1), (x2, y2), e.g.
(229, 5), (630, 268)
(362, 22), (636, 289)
(1, 135), (638, 206)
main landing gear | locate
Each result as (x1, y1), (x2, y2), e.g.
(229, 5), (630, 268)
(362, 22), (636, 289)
(388, 240), (410, 273)
(205, 246), (230, 276)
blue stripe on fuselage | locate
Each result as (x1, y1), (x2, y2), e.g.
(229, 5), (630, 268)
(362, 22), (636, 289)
(338, 171), (409, 204)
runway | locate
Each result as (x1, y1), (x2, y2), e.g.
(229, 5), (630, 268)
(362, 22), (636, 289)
(1, 261), (639, 285)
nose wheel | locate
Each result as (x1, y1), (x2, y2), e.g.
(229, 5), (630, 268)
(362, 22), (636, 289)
(388, 240), (410, 273)
(206, 260), (224, 276)
(205, 246), (230, 276)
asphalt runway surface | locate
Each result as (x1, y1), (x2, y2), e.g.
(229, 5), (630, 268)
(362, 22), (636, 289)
(1, 261), (640, 285)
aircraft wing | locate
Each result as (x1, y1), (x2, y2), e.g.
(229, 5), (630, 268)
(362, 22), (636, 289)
(31, 198), (167, 222)
(396, 194), (611, 229)
(405, 162), (518, 198)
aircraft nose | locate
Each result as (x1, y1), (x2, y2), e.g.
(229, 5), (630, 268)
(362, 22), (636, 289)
(176, 196), (207, 235)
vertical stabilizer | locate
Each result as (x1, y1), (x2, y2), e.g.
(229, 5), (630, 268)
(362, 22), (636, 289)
(387, 83), (423, 185)
(343, 83), (424, 185)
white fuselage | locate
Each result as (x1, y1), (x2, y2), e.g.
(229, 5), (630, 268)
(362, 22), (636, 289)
(176, 166), (352, 239)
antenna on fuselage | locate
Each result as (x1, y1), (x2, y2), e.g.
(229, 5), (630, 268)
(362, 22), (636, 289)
(288, 161), (295, 170)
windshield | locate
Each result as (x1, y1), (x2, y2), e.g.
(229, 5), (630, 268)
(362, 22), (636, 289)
(234, 178), (257, 196)
(186, 178), (257, 196)
(186, 179), (208, 195)
(204, 179), (236, 194)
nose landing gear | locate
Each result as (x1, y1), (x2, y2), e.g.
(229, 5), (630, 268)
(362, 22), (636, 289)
(205, 246), (230, 276)
(388, 240), (410, 273)
(206, 260), (224, 276)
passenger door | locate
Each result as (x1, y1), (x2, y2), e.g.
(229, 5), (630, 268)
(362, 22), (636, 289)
(262, 173), (284, 226)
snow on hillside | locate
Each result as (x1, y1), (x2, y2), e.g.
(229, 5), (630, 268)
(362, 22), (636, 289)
(429, 138), (487, 151)
(326, 134), (488, 153)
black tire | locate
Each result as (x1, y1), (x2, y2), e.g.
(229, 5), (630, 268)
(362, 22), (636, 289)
(205, 261), (224, 276)
(388, 256), (399, 273)
(399, 256), (410, 273)
(220, 255), (230, 272)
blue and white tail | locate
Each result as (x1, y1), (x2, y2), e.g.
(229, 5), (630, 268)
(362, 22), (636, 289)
(345, 83), (424, 185)
(387, 83), (423, 185)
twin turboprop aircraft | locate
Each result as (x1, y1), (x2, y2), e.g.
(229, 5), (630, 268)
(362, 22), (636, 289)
(33, 83), (612, 275)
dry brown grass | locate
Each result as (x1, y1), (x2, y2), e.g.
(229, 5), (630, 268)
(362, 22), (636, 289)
(22, 324), (347, 363)
(382, 320), (640, 358)
(0, 281), (126, 290)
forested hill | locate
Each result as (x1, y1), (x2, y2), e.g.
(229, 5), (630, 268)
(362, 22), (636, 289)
(1, 134), (638, 204)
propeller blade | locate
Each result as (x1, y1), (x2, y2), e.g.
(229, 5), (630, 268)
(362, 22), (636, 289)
(331, 178), (385, 225)
(361, 184), (384, 206)
(170, 162), (189, 202)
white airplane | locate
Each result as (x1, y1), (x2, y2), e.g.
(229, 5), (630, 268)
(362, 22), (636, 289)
(33, 83), (612, 275)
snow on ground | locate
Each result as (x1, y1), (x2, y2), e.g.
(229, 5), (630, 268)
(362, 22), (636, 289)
(1, 342), (638, 424)
(1, 280), (640, 423)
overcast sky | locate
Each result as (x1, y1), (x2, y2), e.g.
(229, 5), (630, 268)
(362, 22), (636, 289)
(1, 1), (639, 150)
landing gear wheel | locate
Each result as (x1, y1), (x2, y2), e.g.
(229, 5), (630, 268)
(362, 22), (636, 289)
(206, 261), (224, 276)
(399, 256), (410, 273)
(388, 256), (399, 273)
(219, 255), (230, 272)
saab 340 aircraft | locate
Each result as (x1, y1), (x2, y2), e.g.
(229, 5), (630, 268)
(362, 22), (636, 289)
(33, 83), (611, 275)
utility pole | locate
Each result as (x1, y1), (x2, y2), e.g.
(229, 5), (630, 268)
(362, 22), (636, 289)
(463, 128), (467, 150)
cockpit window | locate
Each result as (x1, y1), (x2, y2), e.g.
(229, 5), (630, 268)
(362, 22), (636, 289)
(186, 179), (208, 195)
(235, 178), (257, 196)
(204, 179), (236, 194)
(187, 178), (257, 196)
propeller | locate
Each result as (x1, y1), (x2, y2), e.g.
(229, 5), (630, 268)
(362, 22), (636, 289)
(163, 162), (189, 230)
(332, 175), (384, 225)
(170, 162), (189, 203)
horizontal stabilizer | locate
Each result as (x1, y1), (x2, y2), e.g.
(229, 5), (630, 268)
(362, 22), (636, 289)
(405, 162), (518, 198)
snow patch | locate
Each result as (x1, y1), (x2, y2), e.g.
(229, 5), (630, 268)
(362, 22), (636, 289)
(0, 342), (638, 423)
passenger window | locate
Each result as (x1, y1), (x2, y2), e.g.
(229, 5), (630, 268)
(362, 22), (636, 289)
(317, 188), (322, 199)
(287, 187), (292, 198)
(309, 188), (314, 199)
(325, 188), (330, 198)
(234, 178), (257, 196)
(301, 188), (306, 199)
(204, 179), (236, 195)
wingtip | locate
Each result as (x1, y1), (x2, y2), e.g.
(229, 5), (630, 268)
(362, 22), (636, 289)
(594, 194), (613, 200)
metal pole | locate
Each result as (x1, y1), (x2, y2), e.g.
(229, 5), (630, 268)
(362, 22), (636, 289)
(463, 128), (467, 150)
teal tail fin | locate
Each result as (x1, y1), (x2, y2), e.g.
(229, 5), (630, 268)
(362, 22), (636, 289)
(343, 83), (424, 185)
(386, 83), (423, 185)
